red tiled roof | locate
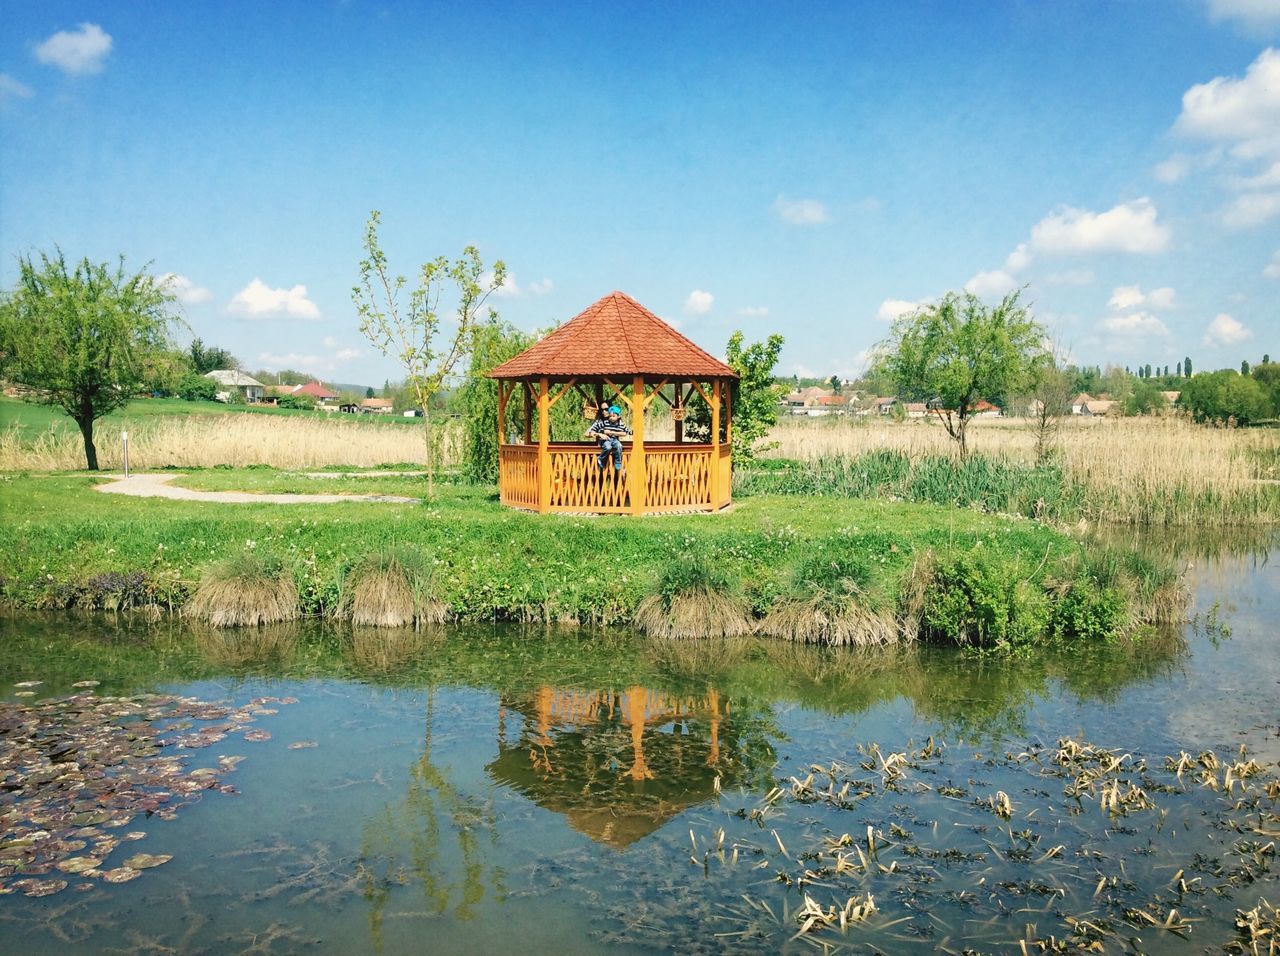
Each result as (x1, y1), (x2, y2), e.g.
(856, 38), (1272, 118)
(489, 291), (737, 380)
(295, 381), (338, 399)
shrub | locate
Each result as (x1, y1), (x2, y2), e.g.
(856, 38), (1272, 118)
(177, 373), (218, 402)
(337, 546), (445, 628)
(758, 551), (896, 646)
(634, 557), (753, 639)
(184, 551), (299, 627)
(915, 550), (1050, 649)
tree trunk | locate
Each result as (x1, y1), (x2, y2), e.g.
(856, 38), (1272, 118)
(77, 415), (99, 471)
(422, 399), (434, 501)
(956, 417), (969, 460)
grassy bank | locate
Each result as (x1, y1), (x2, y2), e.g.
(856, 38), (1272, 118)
(0, 470), (1180, 647)
(764, 416), (1280, 526)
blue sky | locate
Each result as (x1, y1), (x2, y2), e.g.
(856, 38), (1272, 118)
(2, 1), (1278, 385)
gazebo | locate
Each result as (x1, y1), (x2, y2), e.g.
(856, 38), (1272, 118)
(489, 291), (738, 515)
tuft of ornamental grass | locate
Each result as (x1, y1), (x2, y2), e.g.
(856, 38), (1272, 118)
(184, 551), (299, 628)
(337, 546), (446, 629)
(758, 553), (899, 647)
(634, 557), (754, 639)
(192, 623), (297, 665)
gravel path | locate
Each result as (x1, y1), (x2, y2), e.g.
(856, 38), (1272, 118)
(93, 473), (420, 504)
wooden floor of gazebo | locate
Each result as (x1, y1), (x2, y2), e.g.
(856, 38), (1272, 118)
(499, 440), (731, 514)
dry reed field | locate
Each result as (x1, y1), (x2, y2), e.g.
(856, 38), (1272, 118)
(768, 415), (1280, 524)
(0, 414), (464, 471)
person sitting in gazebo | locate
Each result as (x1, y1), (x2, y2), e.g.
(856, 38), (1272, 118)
(584, 405), (631, 471)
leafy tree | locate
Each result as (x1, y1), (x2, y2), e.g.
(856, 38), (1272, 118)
(352, 210), (506, 498)
(460, 319), (533, 482)
(1124, 380), (1167, 416)
(1183, 355), (1192, 377)
(188, 337), (237, 373)
(177, 371), (218, 402)
(686, 331), (785, 463)
(0, 250), (178, 469)
(1180, 369), (1273, 425)
(828, 374), (841, 394)
(1176, 360), (1182, 377)
(1023, 359), (1072, 464)
(874, 290), (1048, 458)
(365, 386), (375, 399)
(1263, 353), (1271, 365)
(1241, 359), (1250, 376)
(1250, 362), (1280, 410)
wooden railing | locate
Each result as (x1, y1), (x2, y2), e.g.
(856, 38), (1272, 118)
(498, 444), (539, 509)
(498, 442), (731, 513)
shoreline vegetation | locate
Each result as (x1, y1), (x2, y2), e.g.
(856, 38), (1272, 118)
(0, 473), (1184, 648)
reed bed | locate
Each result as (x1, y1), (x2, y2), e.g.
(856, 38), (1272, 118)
(761, 416), (1280, 525)
(0, 414), (463, 471)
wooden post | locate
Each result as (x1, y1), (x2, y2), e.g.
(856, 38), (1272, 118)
(537, 376), (551, 514)
(496, 381), (509, 448)
(674, 380), (684, 444)
(709, 379), (721, 509)
(629, 375), (646, 515)
(522, 381), (533, 445)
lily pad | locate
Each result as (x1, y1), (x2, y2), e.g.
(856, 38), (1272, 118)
(17, 878), (68, 897)
(55, 856), (102, 874)
(72, 681), (101, 688)
(14, 681), (42, 688)
(122, 832), (147, 841)
(243, 729), (271, 742)
(101, 867), (140, 883)
(123, 853), (172, 869)
(288, 741), (317, 750)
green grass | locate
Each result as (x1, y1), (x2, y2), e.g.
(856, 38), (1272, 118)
(0, 469), (1178, 646)
(0, 395), (423, 439)
(172, 469), (433, 496)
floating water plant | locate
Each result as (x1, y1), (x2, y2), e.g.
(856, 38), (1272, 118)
(634, 557), (753, 639)
(0, 691), (288, 897)
(184, 551), (299, 627)
(337, 546), (445, 629)
(757, 552), (898, 646)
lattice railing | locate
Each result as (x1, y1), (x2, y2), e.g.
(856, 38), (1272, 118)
(499, 444), (539, 508)
(549, 445), (632, 513)
(645, 446), (713, 512)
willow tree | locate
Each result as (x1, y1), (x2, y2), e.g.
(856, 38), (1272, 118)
(0, 250), (177, 470)
(875, 289), (1047, 458)
(353, 211), (506, 498)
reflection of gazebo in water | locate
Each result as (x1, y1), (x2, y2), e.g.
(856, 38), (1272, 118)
(486, 686), (746, 849)
(489, 292), (738, 514)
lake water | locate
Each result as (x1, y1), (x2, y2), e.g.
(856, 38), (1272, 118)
(1, 539), (1276, 953)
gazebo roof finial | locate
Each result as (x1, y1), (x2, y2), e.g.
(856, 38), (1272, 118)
(489, 291), (737, 380)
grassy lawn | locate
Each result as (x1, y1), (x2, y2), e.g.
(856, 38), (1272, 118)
(171, 469), (431, 496)
(0, 470), (1094, 632)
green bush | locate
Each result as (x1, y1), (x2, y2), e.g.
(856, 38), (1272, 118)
(918, 551), (1050, 649)
(177, 372), (217, 402)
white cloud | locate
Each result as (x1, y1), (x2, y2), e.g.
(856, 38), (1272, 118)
(1264, 249), (1280, 278)
(334, 347), (360, 361)
(0, 73), (34, 102)
(34, 23), (113, 76)
(738, 306), (769, 317)
(1005, 243), (1033, 271)
(257, 345), (361, 373)
(484, 273), (553, 297)
(1154, 154), (1193, 183)
(1108, 284), (1176, 310)
(684, 289), (714, 315)
(1221, 190), (1280, 228)
(1044, 269), (1095, 286)
(1227, 159), (1280, 189)
(1175, 47), (1280, 158)
(228, 279), (321, 319)
(964, 269), (1018, 298)
(1206, 0), (1280, 32)
(876, 298), (924, 323)
(772, 195), (830, 225)
(1029, 198), (1171, 254)
(1202, 312), (1253, 346)
(1101, 312), (1171, 336)
(157, 272), (213, 306)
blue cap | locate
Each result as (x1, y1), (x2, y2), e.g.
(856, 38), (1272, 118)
(609, 405), (621, 414)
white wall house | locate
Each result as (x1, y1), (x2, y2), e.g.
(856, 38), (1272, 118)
(204, 370), (265, 403)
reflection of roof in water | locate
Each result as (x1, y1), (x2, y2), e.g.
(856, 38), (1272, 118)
(485, 686), (756, 850)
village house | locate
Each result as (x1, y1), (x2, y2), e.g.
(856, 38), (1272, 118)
(1081, 399), (1116, 417)
(1071, 392), (1095, 415)
(264, 381), (340, 409)
(359, 397), (394, 414)
(203, 370), (264, 403)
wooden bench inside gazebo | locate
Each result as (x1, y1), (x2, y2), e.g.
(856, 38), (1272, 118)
(489, 291), (737, 515)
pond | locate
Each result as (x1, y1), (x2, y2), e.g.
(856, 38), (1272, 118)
(1, 538), (1277, 954)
